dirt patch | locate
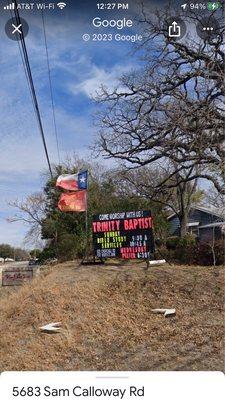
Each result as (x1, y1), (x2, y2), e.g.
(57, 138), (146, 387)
(0, 262), (224, 371)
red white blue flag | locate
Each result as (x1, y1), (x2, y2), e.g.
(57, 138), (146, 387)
(56, 170), (88, 191)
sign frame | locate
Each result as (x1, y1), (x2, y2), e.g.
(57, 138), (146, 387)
(2, 267), (34, 286)
(92, 210), (155, 260)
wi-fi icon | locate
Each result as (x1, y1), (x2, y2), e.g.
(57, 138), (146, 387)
(57, 2), (67, 9)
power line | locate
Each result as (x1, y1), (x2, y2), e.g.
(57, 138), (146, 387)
(9, 8), (51, 173)
(13, 1), (53, 178)
(41, 10), (60, 164)
(9, 9), (35, 110)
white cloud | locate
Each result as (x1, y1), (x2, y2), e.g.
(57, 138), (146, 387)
(69, 63), (135, 98)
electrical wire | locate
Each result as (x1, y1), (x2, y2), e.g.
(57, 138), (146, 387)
(9, 8), (35, 111)
(41, 10), (61, 164)
(12, 1), (53, 177)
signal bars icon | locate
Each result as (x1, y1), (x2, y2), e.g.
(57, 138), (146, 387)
(4, 3), (15, 10)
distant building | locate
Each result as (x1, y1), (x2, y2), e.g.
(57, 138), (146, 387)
(167, 205), (225, 241)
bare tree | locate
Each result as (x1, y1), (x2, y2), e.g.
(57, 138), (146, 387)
(205, 187), (225, 216)
(94, 6), (225, 196)
(111, 164), (204, 236)
(8, 193), (46, 244)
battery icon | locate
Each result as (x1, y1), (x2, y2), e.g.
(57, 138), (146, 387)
(207, 2), (221, 10)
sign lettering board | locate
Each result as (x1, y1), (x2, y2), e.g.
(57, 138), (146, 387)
(2, 267), (33, 286)
(92, 210), (154, 259)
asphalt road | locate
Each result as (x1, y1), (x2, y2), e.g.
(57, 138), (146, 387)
(2, 261), (29, 268)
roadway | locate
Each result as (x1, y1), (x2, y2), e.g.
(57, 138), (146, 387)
(1, 261), (29, 269)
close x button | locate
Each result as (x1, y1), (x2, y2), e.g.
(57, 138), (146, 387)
(5, 17), (29, 41)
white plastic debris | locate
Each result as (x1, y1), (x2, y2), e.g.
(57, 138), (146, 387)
(39, 322), (62, 333)
(149, 259), (166, 265)
(151, 308), (176, 317)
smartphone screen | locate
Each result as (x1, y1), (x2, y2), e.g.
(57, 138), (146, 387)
(0, 0), (224, 384)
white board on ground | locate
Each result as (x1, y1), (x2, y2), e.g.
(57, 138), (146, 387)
(39, 322), (62, 333)
(151, 308), (176, 317)
(149, 259), (166, 265)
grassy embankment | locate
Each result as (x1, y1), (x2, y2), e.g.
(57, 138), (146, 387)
(0, 261), (224, 371)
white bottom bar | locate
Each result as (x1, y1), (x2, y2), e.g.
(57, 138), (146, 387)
(0, 372), (224, 400)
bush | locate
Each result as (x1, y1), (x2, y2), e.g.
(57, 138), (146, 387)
(164, 234), (196, 264)
(195, 240), (224, 266)
(173, 234), (196, 264)
(38, 247), (56, 264)
(155, 245), (173, 261)
(166, 236), (180, 250)
(158, 236), (224, 266)
(178, 234), (196, 247)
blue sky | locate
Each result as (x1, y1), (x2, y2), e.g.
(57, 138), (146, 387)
(0, 0), (151, 247)
(0, 0), (211, 247)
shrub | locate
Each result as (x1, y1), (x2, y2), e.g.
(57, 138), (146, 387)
(166, 236), (180, 250)
(38, 247), (56, 264)
(155, 245), (171, 261)
(173, 234), (197, 264)
(195, 240), (224, 266)
(164, 234), (196, 264)
(158, 236), (224, 266)
(178, 234), (196, 247)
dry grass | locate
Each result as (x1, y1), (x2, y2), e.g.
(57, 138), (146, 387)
(0, 262), (224, 371)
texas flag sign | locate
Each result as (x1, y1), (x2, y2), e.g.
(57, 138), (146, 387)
(56, 171), (88, 191)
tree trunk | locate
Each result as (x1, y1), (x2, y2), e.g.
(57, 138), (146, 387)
(179, 212), (188, 237)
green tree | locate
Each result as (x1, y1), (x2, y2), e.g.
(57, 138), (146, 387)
(0, 244), (14, 259)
